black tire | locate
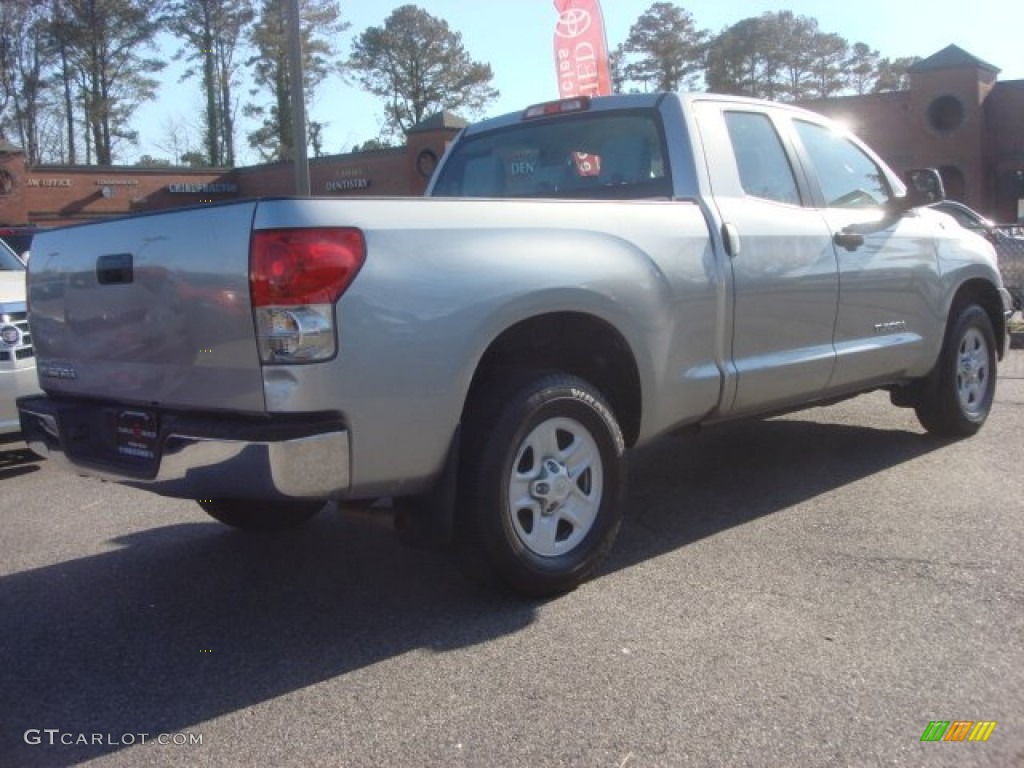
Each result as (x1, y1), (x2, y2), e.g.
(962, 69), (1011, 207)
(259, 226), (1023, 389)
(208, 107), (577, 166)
(914, 303), (997, 437)
(455, 373), (626, 597)
(198, 499), (325, 531)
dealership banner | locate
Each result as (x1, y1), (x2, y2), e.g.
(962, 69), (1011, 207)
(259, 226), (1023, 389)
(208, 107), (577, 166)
(553, 0), (612, 99)
(553, 0), (611, 176)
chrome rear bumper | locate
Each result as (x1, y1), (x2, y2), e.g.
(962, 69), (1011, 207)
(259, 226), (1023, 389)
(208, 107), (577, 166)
(18, 396), (350, 500)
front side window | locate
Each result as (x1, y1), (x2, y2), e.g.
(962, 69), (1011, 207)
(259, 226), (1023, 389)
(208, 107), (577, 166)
(794, 120), (891, 208)
(724, 111), (801, 206)
(0, 239), (25, 271)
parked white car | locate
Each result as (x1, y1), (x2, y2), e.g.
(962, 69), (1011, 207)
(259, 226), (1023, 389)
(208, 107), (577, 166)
(0, 239), (38, 439)
(931, 200), (1024, 308)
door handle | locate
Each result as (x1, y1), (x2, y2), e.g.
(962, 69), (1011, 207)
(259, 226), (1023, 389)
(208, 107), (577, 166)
(722, 222), (741, 257)
(833, 231), (865, 252)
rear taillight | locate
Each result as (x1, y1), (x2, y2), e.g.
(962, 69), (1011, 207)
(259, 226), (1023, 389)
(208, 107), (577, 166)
(250, 227), (365, 363)
(251, 228), (364, 306)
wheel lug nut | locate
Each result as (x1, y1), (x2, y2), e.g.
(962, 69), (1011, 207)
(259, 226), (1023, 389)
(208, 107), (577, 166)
(535, 482), (550, 495)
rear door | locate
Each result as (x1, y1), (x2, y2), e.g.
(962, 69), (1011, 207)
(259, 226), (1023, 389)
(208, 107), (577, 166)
(693, 101), (839, 415)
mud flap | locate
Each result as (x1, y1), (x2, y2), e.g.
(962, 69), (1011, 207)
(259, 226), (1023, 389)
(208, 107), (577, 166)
(394, 427), (460, 550)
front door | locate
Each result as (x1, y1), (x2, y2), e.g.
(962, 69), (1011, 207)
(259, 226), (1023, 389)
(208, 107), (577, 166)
(789, 118), (942, 389)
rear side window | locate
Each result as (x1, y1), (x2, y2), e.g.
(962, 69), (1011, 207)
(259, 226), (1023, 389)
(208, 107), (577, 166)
(432, 110), (671, 200)
(723, 111), (801, 206)
(793, 120), (892, 208)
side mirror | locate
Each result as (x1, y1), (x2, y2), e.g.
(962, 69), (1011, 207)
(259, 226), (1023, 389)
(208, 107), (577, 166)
(901, 168), (946, 208)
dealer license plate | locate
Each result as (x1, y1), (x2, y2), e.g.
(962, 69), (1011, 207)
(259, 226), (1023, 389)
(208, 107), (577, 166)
(116, 409), (159, 459)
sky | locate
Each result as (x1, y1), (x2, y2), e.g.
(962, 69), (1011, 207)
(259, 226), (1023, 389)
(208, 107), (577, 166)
(131, 0), (1023, 166)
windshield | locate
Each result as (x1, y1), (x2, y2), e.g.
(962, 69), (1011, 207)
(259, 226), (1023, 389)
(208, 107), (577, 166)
(0, 239), (25, 271)
(432, 109), (671, 200)
(0, 233), (33, 255)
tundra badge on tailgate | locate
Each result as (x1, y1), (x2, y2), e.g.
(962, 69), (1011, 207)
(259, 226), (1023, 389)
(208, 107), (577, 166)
(40, 362), (78, 380)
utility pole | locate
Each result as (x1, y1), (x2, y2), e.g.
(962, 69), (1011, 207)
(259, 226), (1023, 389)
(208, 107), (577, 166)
(286, 0), (310, 195)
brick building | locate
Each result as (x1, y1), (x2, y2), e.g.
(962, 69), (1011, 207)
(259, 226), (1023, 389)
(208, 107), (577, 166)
(3, 46), (1022, 228)
(802, 45), (1024, 223)
(0, 112), (466, 228)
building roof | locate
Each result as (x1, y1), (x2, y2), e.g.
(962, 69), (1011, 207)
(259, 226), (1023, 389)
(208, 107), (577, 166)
(406, 111), (468, 135)
(909, 44), (1000, 74)
(799, 90), (911, 108)
(0, 138), (23, 154)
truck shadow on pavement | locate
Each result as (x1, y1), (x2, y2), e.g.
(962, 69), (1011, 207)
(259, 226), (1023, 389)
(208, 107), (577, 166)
(0, 509), (531, 766)
(608, 412), (941, 574)
(0, 443), (42, 482)
(0, 411), (942, 766)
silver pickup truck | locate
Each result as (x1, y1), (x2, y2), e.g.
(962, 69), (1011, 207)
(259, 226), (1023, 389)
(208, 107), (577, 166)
(19, 93), (1013, 595)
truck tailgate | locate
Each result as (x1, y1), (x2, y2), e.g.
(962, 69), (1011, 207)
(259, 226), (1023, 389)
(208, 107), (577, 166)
(28, 202), (266, 412)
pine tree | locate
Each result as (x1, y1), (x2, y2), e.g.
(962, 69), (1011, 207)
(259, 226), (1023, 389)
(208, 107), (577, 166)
(348, 4), (498, 141)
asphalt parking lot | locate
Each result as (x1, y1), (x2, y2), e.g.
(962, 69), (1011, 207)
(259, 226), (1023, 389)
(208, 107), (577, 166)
(2, 351), (1022, 767)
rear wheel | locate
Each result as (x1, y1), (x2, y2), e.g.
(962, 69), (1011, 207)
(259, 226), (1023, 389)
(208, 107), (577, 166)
(456, 373), (626, 597)
(198, 499), (324, 531)
(914, 303), (997, 437)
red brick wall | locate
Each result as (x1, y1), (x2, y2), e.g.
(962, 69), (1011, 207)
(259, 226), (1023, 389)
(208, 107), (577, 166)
(802, 70), (1022, 221)
(986, 82), (1024, 222)
(907, 67), (990, 207)
(4, 85), (1020, 226)
(801, 92), (915, 171)
(0, 163), (234, 227)
(0, 124), (459, 229)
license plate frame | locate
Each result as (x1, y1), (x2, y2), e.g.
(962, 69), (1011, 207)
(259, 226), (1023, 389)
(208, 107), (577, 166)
(115, 409), (159, 460)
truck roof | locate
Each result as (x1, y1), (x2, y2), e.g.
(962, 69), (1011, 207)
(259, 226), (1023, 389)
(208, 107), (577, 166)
(460, 91), (836, 139)
(461, 93), (666, 137)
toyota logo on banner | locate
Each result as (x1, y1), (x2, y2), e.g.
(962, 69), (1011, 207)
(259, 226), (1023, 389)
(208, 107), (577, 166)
(555, 8), (592, 39)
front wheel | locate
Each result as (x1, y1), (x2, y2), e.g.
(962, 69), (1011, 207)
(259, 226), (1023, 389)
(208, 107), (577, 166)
(914, 303), (997, 437)
(456, 373), (626, 597)
(198, 499), (325, 531)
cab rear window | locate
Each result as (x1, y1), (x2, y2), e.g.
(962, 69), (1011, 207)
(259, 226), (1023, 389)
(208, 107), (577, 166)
(432, 110), (671, 200)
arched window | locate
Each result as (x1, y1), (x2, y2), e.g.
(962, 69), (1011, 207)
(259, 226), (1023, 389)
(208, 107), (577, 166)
(927, 95), (966, 133)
